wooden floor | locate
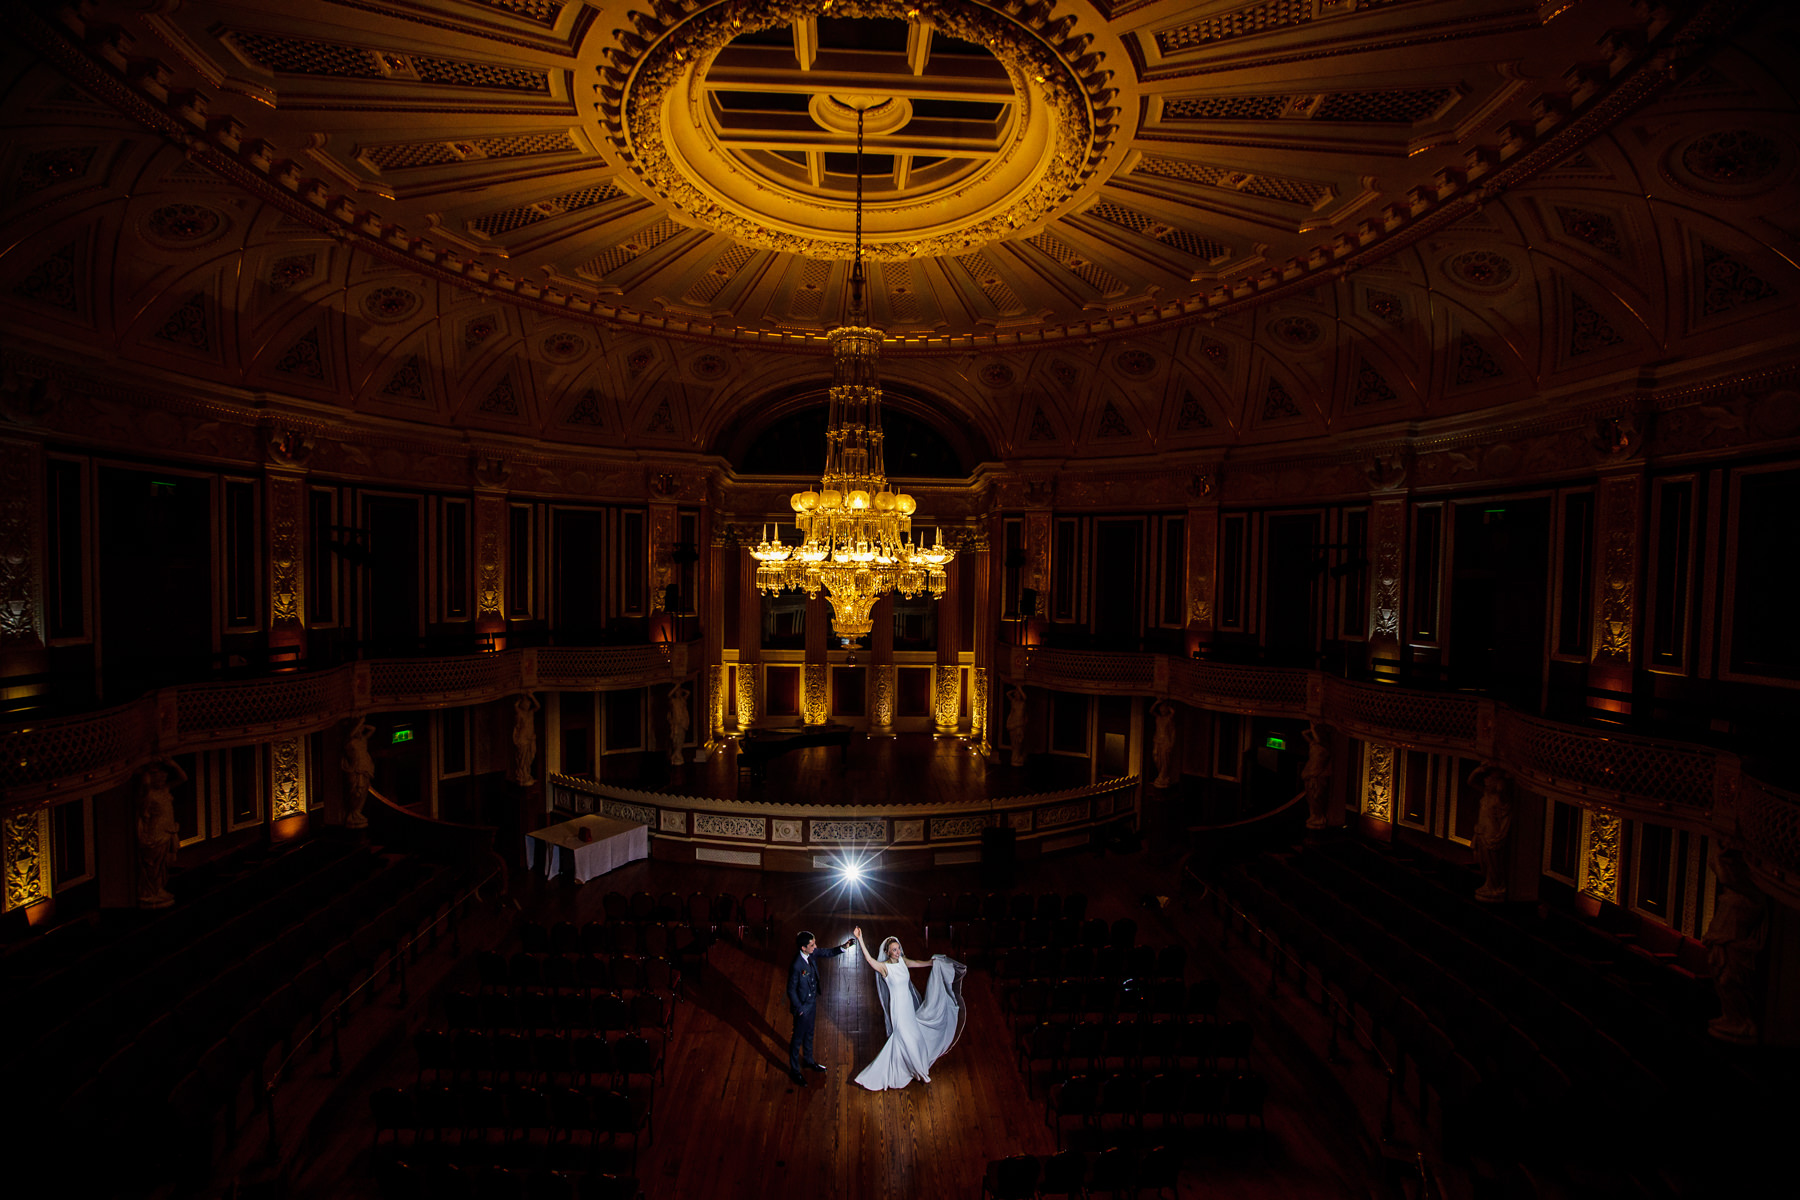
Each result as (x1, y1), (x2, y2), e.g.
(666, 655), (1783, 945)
(611, 732), (1095, 804)
(286, 797), (1380, 1200)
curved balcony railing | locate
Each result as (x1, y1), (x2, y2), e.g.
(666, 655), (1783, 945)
(1007, 645), (1792, 899)
(1, 643), (689, 807)
(546, 772), (1140, 872)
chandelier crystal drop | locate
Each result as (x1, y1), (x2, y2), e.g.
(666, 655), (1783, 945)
(750, 106), (954, 639)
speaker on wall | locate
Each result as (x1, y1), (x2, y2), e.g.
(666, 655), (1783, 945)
(1018, 588), (1038, 617)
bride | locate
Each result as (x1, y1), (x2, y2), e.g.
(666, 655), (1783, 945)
(850, 925), (968, 1091)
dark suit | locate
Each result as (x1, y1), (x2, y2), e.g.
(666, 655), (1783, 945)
(787, 944), (847, 1076)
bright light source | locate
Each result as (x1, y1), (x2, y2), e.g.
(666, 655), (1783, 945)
(841, 862), (863, 884)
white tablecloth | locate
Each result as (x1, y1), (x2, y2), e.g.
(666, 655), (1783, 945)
(525, 815), (649, 883)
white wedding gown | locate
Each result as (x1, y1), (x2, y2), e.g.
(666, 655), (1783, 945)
(855, 954), (967, 1091)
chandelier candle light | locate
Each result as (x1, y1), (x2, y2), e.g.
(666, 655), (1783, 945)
(749, 104), (954, 639)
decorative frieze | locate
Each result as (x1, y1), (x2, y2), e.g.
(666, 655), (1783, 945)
(894, 819), (923, 842)
(931, 815), (989, 840)
(810, 819), (885, 843)
(660, 810), (687, 834)
(602, 799), (657, 827)
(1008, 811), (1034, 832)
(772, 819), (802, 843)
(1038, 800), (1090, 827)
(694, 813), (766, 840)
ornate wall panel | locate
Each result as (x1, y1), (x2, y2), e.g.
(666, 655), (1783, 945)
(1362, 743), (1395, 821)
(473, 493), (507, 631)
(708, 663), (728, 737)
(2, 808), (50, 911)
(265, 470), (305, 645)
(735, 661), (759, 730)
(803, 664), (828, 726)
(933, 664), (962, 734)
(1592, 473), (1642, 662)
(0, 438), (45, 654)
(1186, 504), (1217, 630)
(871, 664), (896, 729)
(269, 736), (306, 819)
(971, 666), (989, 752)
(1581, 811), (1622, 902)
(694, 813), (765, 840)
(1368, 499), (1405, 651)
(810, 819), (885, 844)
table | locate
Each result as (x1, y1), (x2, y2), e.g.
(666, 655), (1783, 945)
(525, 815), (649, 883)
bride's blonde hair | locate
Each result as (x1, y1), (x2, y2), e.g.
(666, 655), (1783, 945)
(880, 936), (901, 961)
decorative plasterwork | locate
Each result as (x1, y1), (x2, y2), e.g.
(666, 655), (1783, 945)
(1594, 474), (1640, 661)
(605, 0), (1108, 261)
(1581, 811), (1622, 902)
(2, 808), (50, 911)
(0, 439), (45, 650)
(1362, 742), (1395, 821)
(270, 736), (305, 819)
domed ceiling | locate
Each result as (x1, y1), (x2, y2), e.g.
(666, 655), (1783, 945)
(2, 0), (1797, 464)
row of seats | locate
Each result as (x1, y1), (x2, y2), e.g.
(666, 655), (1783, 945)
(994, 942), (1187, 984)
(1002, 978), (1221, 1026)
(372, 1082), (653, 1171)
(518, 922), (709, 962)
(417, 1029), (667, 1087)
(924, 890), (1090, 930)
(447, 988), (674, 1038)
(95, 854), (467, 1192)
(1045, 1071), (1267, 1148)
(948, 916), (1144, 962)
(1016, 1019), (1252, 1092)
(981, 1146), (1179, 1200)
(376, 1157), (639, 1200)
(475, 951), (684, 997)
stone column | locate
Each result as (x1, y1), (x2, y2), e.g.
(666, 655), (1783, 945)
(703, 520), (731, 747)
(870, 594), (895, 734)
(0, 436), (48, 695)
(736, 540), (761, 730)
(966, 523), (993, 753)
(1589, 470), (1644, 714)
(1367, 497), (1406, 674)
(803, 589), (830, 725)
(934, 553), (962, 735)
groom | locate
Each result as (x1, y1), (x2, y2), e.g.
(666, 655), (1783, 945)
(787, 929), (855, 1086)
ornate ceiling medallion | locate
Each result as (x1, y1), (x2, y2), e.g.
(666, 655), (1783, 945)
(603, 0), (1110, 261)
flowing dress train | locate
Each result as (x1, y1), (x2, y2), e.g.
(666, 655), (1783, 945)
(854, 955), (967, 1091)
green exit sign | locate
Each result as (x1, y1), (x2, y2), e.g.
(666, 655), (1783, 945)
(1264, 736), (1287, 751)
(391, 728), (414, 744)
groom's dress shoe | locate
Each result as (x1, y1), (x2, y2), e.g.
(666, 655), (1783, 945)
(790, 1071), (807, 1086)
(807, 1062), (828, 1071)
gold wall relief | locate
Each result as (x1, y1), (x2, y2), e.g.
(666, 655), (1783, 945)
(1025, 510), (1052, 595)
(474, 494), (506, 627)
(872, 664), (896, 729)
(971, 666), (990, 752)
(802, 664), (828, 726)
(270, 736), (307, 819)
(1186, 506), (1217, 631)
(1362, 742), (1395, 820)
(0, 438), (46, 651)
(649, 503), (677, 610)
(1593, 474), (1641, 662)
(933, 664), (961, 734)
(1369, 499), (1406, 645)
(708, 663), (728, 737)
(735, 659), (759, 730)
(1581, 811), (1622, 903)
(266, 471), (305, 637)
(3, 807), (51, 912)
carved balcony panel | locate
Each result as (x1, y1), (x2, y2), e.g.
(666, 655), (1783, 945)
(177, 668), (357, 739)
(1, 701), (155, 800)
(536, 645), (676, 690)
(1020, 649), (1158, 694)
(1170, 658), (1310, 715)
(368, 654), (522, 707)
(1497, 711), (1719, 815)
(1327, 679), (1480, 750)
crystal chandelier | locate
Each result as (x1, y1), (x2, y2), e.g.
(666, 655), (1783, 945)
(748, 107), (955, 639)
